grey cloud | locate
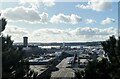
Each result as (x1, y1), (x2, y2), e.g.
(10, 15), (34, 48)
(2, 6), (49, 24)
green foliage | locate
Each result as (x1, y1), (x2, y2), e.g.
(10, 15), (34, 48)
(75, 35), (120, 79)
(0, 18), (7, 32)
(2, 33), (30, 79)
(1, 18), (30, 79)
(101, 35), (120, 79)
(85, 59), (112, 79)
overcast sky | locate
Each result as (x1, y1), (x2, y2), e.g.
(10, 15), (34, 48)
(0, 0), (118, 43)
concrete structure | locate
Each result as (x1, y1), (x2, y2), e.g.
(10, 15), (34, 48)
(23, 37), (28, 47)
(29, 65), (52, 79)
(51, 57), (75, 79)
(29, 57), (54, 65)
(30, 65), (47, 76)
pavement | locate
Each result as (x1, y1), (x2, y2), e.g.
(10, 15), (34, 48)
(51, 68), (75, 79)
(56, 57), (73, 68)
(51, 57), (75, 79)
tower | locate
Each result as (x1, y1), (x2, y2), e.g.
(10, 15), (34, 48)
(23, 37), (28, 47)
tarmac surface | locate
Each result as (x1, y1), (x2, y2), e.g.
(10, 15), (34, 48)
(51, 57), (75, 79)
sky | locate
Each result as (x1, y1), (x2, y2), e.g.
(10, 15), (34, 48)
(0, 0), (119, 43)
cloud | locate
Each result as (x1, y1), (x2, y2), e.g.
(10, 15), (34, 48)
(39, 12), (49, 24)
(101, 17), (115, 25)
(73, 27), (116, 36)
(2, 6), (49, 24)
(2, 6), (40, 22)
(50, 13), (82, 24)
(42, 0), (55, 7)
(28, 27), (117, 42)
(85, 19), (97, 24)
(3, 25), (28, 35)
(3, 25), (117, 42)
(19, 0), (55, 9)
(76, 0), (112, 12)
(2, 25), (29, 42)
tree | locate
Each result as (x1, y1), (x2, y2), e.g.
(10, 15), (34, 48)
(0, 18), (7, 33)
(1, 18), (30, 79)
(75, 35), (120, 79)
(101, 35), (120, 79)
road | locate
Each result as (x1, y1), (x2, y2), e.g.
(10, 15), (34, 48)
(51, 68), (75, 79)
(51, 57), (75, 79)
(56, 57), (73, 68)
